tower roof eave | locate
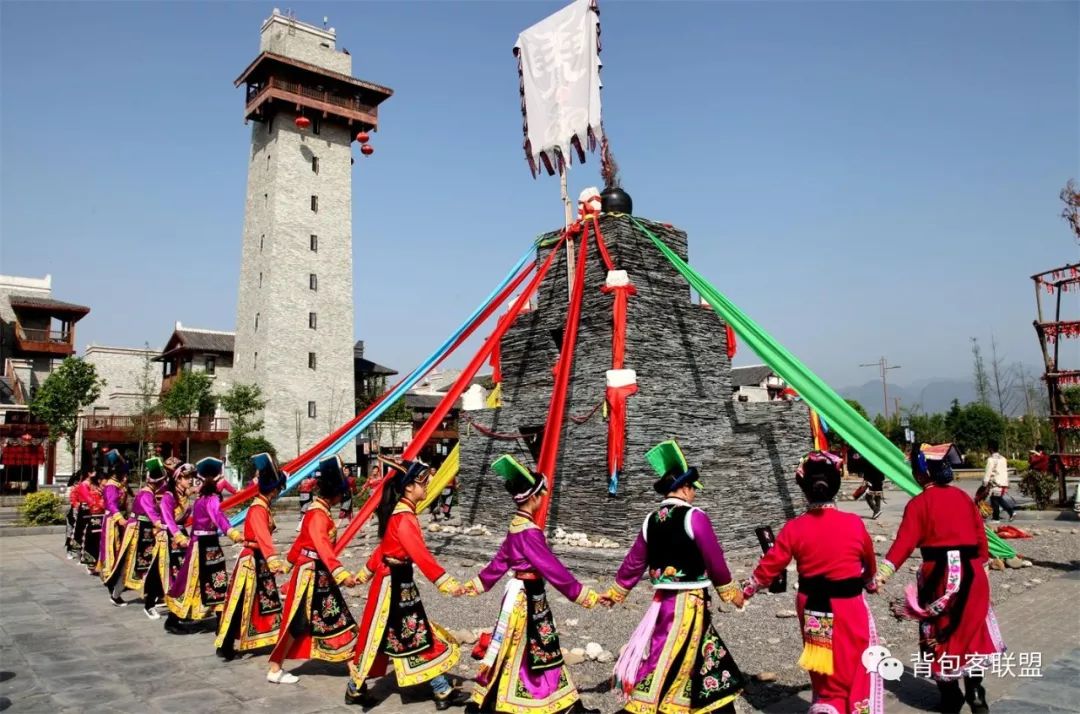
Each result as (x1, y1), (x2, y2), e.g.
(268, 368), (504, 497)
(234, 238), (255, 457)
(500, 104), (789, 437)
(234, 51), (393, 105)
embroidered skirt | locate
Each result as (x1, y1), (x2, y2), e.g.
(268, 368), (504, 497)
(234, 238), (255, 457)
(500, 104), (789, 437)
(618, 589), (745, 714)
(913, 551), (1004, 681)
(166, 533), (230, 620)
(103, 519), (156, 592)
(470, 578), (579, 714)
(80, 513), (103, 568)
(98, 512), (126, 582)
(271, 560), (357, 663)
(215, 550), (283, 652)
(350, 560), (459, 687)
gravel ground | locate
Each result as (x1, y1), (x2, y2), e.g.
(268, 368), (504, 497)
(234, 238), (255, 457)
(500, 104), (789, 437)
(314, 516), (1080, 713)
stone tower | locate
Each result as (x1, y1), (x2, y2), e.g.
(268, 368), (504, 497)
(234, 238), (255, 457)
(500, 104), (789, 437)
(458, 214), (812, 555)
(233, 11), (392, 458)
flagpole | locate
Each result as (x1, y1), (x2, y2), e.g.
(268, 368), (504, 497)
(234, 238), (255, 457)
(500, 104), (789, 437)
(561, 159), (575, 299)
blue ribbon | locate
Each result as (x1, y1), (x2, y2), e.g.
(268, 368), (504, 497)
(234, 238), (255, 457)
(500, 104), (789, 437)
(229, 242), (536, 526)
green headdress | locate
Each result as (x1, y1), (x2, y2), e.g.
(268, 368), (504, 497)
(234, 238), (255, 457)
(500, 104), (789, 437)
(491, 454), (546, 503)
(144, 456), (168, 485)
(645, 440), (703, 495)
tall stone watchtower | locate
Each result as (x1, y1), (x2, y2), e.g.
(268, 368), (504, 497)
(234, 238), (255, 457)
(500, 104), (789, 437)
(232, 11), (392, 458)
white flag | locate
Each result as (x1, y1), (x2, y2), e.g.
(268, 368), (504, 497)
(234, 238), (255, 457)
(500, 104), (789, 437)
(514, 0), (603, 177)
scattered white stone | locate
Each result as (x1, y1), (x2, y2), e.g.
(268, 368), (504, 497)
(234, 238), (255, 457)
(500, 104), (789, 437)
(874, 535), (887, 542)
(428, 523), (441, 533)
(564, 648), (586, 665)
(767, 637), (782, 645)
(459, 561), (475, 568)
(754, 672), (778, 683)
(563, 618), (579, 627)
(775, 610), (797, 619)
(585, 642), (604, 660)
(909, 566), (919, 573)
(452, 629), (478, 645)
(597, 650), (615, 663)
(1031, 578), (1043, 584)
(554, 527), (568, 540)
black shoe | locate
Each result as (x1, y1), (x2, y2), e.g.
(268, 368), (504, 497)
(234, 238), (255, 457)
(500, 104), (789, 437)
(938, 681), (965, 714)
(434, 688), (470, 711)
(344, 683), (377, 708)
(563, 702), (601, 714)
(965, 678), (989, 713)
(463, 704), (488, 714)
(110, 596), (127, 607)
(216, 647), (236, 662)
(164, 619), (187, 635)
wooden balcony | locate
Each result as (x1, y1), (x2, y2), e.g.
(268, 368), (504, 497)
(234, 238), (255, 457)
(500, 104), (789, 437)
(80, 414), (230, 443)
(244, 77), (378, 127)
(14, 324), (75, 356)
(0, 421), (48, 438)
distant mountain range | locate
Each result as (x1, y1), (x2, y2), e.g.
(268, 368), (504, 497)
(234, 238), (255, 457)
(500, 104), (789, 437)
(839, 378), (978, 417)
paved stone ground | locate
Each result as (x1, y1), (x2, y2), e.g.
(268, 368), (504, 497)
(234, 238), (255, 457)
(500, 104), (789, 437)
(1, 505), (1077, 713)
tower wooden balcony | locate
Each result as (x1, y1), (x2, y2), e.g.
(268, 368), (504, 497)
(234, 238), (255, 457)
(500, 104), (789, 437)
(235, 52), (393, 131)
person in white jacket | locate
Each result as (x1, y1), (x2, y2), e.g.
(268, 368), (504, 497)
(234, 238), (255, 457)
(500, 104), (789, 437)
(982, 440), (1014, 522)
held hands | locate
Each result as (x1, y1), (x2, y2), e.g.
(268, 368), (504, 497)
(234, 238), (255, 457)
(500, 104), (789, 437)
(598, 585), (627, 609)
(716, 581), (745, 610)
(227, 528), (243, 544)
(874, 561), (896, 591)
(355, 567), (372, 585)
(172, 533), (190, 549)
(462, 578), (482, 597)
(437, 576), (464, 597)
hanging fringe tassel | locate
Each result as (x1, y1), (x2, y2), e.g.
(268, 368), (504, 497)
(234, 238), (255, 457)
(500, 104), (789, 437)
(797, 610), (835, 675)
(613, 596), (662, 696)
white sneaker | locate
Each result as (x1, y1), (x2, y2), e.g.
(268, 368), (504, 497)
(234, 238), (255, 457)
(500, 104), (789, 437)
(144, 608), (161, 620)
(266, 670), (299, 684)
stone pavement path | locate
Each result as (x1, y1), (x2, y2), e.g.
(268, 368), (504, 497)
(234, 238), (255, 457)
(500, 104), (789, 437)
(2, 534), (1078, 713)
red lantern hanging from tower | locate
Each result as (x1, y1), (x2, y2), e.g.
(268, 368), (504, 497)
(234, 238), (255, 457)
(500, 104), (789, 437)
(295, 116), (311, 130)
(361, 144), (374, 156)
(355, 130), (370, 143)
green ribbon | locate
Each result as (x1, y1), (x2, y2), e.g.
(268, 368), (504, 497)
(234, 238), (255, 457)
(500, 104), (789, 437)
(630, 216), (1015, 561)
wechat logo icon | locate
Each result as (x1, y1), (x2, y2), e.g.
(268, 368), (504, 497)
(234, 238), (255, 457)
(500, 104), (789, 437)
(862, 644), (904, 681)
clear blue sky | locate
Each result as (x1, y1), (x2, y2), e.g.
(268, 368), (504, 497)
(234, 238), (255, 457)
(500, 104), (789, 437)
(2, 1), (1077, 390)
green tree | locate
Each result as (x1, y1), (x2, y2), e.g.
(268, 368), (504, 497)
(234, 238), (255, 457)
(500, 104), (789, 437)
(872, 412), (904, 444)
(357, 383), (411, 457)
(970, 338), (991, 407)
(950, 403), (1005, 453)
(219, 383), (268, 482)
(230, 436), (276, 483)
(909, 411), (951, 445)
(30, 357), (105, 465)
(159, 369), (216, 461)
(131, 343), (160, 466)
(1062, 386), (1080, 415)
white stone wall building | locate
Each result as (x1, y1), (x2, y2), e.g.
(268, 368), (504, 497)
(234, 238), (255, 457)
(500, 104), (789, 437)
(232, 12), (392, 460)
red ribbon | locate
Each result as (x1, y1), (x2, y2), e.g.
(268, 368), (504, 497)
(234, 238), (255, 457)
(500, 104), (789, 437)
(535, 228), (590, 529)
(334, 239), (567, 553)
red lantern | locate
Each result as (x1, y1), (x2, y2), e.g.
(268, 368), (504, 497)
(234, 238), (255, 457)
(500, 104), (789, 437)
(355, 130), (370, 143)
(361, 144), (374, 156)
(295, 116), (311, 130)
